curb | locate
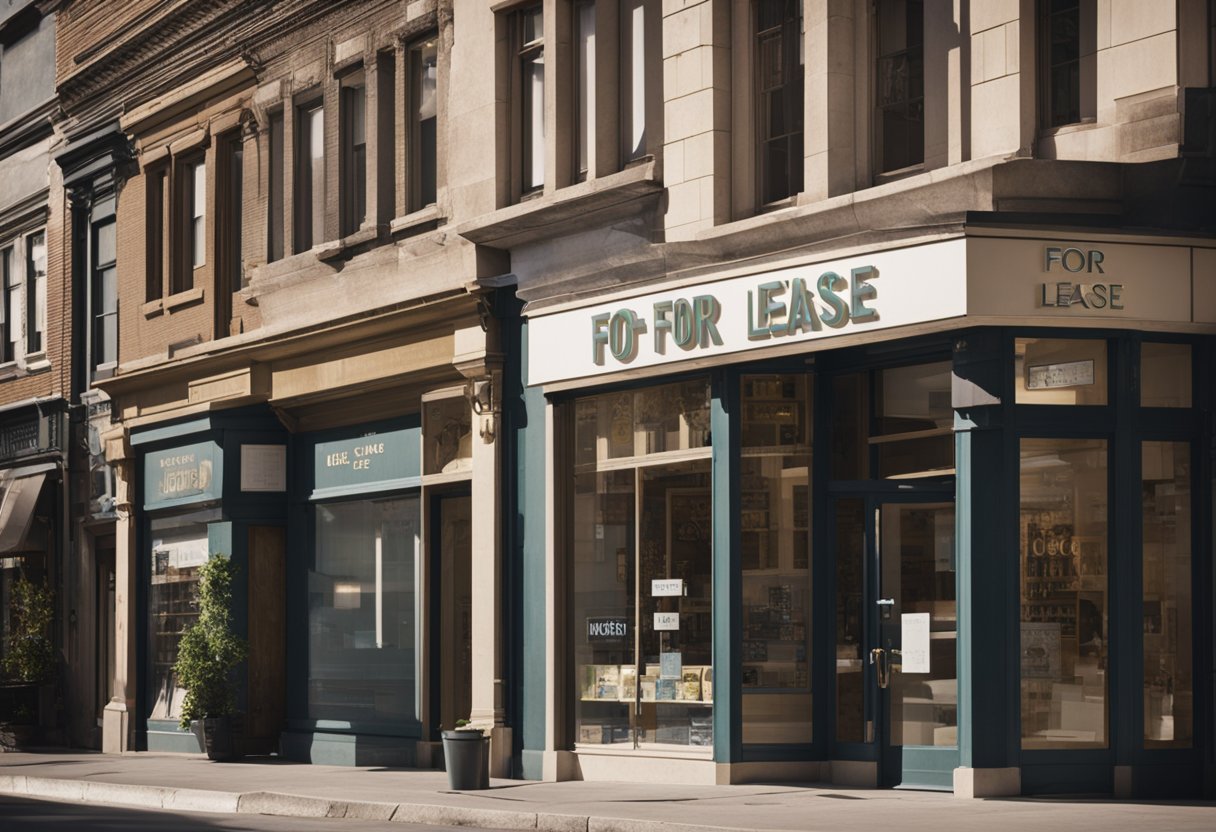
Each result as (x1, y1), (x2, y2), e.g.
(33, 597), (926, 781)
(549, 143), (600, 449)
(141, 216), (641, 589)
(0, 775), (766, 832)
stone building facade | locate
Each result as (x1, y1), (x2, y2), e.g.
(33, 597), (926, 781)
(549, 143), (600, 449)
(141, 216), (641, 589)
(38, 0), (1216, 798)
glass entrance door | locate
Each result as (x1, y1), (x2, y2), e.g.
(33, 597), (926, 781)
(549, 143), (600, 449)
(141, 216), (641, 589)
(832, 495), (958, 789)
(873, 501), (959, 789)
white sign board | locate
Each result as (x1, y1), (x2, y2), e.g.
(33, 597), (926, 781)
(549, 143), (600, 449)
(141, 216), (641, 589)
(653, 611), (680, 631)
(240, 444), (287, 492)
(528, 239), (968, 385)
(651, 579), (683, 597)
(901, 613), (931, 674)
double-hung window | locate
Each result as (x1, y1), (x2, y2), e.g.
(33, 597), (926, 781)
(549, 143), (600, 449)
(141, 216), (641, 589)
(573, 1), (596, 181)
(91, 217), (118, 377)
(619, 0), (650, 164)
(755, 0), (804, 205)
(296, 101), (325, 252)
(875, 0), (924, 174)
(408, 36), (439, 211)
(0, 247), (13, 364)
(517, 5), (545, 195)
(267, 111), (285, 262)
(1041, 0), (1081, 127)
(0, 231), (48, 368)
(341, 77), (367, 237)
(25, 231), (45, 356)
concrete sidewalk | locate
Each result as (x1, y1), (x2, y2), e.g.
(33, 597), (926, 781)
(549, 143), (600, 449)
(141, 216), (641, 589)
(0, 751), (1211, 832)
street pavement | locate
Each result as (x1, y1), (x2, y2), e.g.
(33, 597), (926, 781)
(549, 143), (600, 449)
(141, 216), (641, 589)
(0, 751), (1212, 832)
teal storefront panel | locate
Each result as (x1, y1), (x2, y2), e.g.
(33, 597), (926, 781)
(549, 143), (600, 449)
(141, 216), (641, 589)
(143, 440), (223, 510)
(310, 424), (421, 500)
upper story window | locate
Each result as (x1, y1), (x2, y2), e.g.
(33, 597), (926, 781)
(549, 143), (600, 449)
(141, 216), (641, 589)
(91, 216), (118, 378)
(574, 1), (595, 181)
(503, 1), (658, 203)
(145, 151), (210, 302)
(875, 0), (924, 174)
(408, 36), (439, 211)
(216, 132), (244, 337)
(295, 100), (326, 252)
(25, 231), (45, 355)
(1041, 0), (1080, 127)
(517, 5), (546, 195)
(340, 75), (368, 237)
(755, 0), (804, 205)
(0, 230), (48, 370)
(267, 111), (285, 262)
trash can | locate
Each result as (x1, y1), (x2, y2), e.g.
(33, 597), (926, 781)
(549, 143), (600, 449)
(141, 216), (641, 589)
(441, 729), (489, 790)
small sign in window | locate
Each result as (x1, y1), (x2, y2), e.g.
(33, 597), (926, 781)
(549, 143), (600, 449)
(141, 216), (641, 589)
(1026, 359), (1095, 390)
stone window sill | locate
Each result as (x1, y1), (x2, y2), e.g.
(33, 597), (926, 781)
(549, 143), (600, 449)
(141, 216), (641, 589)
(142, 299), (164, 318)
(165, 286), (205, 311)
(390, 205), (444, 236)
(457, 159), (661, 249)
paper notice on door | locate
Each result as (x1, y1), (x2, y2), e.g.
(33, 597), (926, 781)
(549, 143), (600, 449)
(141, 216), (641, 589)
(901, 612), (931, 673)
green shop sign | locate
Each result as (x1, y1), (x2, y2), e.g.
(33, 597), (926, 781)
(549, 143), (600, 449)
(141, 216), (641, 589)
(312, 425), (420, 495)
(144, 441), (223, 509)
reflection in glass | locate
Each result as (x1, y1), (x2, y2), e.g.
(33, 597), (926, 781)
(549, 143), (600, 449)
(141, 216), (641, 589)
(1019, 438), (1108, 749)
(874, 361), (953, 478)
(570, 379), (714, 751)
(309, 497), (418, 725)
(1015, 338), (1107, 405)
(835, 498), (865, 743)
(740, 375), (811, 744)
(147, 510), (220, 722)
(1142, 441), (1192, 747)
(1140, 343), (1192, 408)
(882, 503), (956, 747)
(424, 395), (472, 475)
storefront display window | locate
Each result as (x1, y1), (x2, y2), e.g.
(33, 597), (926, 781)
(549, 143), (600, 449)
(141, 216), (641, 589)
(309, 496), (419, 725)
(1019, 438), (1108, 749)
(831, 361), (953, 480)
(571, 379), (713, 750)
(1140, 343), (1191, 408)
(1015, 338), (1108, 405)
(1141, 441), (1192, 747)
(740, 375), (812, 744)
(147, 510), (218, 721)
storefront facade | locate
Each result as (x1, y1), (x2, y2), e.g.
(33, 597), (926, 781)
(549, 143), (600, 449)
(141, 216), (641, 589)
(518, 229), (1215, 796)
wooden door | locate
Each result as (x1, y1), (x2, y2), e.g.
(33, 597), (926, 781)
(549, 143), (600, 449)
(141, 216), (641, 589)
(247, 525), (286, 752)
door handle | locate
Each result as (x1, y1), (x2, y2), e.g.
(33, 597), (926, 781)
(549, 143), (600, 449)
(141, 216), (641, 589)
(870, 647), (891, 689)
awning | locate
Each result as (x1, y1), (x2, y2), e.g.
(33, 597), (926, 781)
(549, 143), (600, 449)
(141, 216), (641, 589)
(0, 463), (55, 554)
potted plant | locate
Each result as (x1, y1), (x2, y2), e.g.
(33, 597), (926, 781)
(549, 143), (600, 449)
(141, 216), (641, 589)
(173, 555), (247, 761)
(0, 575), (55, 750)
(441, 719), (490, 790)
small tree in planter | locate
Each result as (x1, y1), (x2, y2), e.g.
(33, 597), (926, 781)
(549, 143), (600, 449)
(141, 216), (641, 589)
(0, 575), (55, 749)
(173, 555), (247, 761)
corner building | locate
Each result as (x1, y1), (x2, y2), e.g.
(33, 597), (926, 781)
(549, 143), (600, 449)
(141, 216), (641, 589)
(56, 0), (516, 773)
(498, 0), (1216, 799)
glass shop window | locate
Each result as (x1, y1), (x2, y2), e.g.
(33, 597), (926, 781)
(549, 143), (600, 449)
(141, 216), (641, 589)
(147, 510), (219, 723)
(309, 496), (419, 726)
(740, 374), (812, 744)
(1142, 441), (1193, 748)
(1140, 343), (1192, 408)
(1019, 438), (1108, 750)
(570, 379), (713, 751)
(1015, 337), (1108, 405)
(831, 360), (953, 480)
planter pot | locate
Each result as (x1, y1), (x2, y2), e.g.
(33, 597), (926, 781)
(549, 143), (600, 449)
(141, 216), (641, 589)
(441, 730), (489, 790)
(201, 714), (244, 762)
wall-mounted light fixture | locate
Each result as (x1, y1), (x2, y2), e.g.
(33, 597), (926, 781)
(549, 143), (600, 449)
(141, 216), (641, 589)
(468, 377), (497, 443)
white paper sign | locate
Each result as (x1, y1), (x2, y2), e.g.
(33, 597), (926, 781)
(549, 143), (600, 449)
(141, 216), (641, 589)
(901, 613), (931, 674)
(240, 444), (287, 492)
(651, 579), (683, 597)
(653, 611), (680, 631)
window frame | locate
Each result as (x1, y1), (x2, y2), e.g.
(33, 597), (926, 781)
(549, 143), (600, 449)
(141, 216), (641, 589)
(90, 216), (118, 380)
(1039, 0), (1082, 129)
(873, 0), (925, 177)
(406, 33), (440, 213)
(24, 229), (46, 357)
(340, 71), (368, 238)
(753, 0), (805, 207)
(0, 246), (14, 365)
(294, 97), (326, 253)
(516, 4), (546, 198)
